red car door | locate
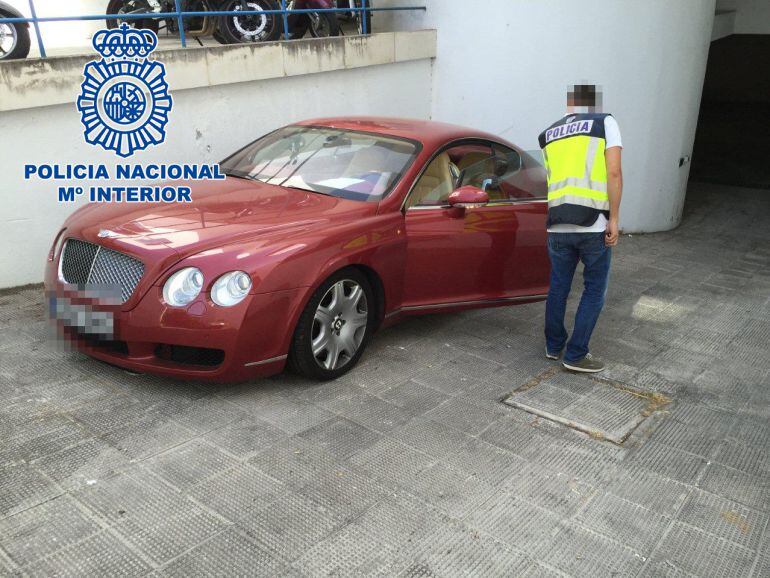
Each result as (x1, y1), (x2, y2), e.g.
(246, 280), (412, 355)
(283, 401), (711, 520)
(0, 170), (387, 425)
(402, 142), (549, 309)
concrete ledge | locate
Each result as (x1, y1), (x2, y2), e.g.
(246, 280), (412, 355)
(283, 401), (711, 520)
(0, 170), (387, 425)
(0, 30), (437, 112)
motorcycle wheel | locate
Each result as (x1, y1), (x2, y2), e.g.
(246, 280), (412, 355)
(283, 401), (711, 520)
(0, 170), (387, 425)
(307, 12), (340, 38)
(218, 0), (282, 44)
(0, 21), (30, 60)
(280, 14), (309, 40)
(213, 27), (231, 44)
(106, 0), (160, 33)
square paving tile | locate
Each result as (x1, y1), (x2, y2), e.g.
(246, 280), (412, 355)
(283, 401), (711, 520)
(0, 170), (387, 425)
(401, 519), (530, 577)
(297, 416), (382, 459)
(502, 461), (595, 517)
(76, 469), (226, 565)
(0, 462), (61, 519)
(0, 495), (101, 568)
(24, 530), (152, 578)
(236, 490), (343, 561)
(161, 527), (294, 577)
(653, 522), (757, 577)
(698, 462), (770, 512)
(535, 523), (646, 577)
(187, 463), (284, 521)
(145, 439), (240, 491)
(576, 491), (671, 555)
(466, 493), (562, 551)
(677, 489), (768, 551)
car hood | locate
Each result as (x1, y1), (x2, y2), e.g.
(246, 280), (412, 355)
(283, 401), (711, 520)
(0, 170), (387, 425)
(64, 177), (377, 259)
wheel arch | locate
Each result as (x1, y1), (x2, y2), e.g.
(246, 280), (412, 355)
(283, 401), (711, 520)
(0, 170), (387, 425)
(297, 262), (386, 332)
(347, 263), (386, 331)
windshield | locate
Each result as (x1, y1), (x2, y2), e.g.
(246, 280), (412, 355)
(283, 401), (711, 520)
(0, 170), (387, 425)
(220, 126), (419, 202)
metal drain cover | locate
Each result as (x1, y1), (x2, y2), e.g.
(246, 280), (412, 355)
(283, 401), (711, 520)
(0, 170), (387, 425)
(502, 368), (671, 444)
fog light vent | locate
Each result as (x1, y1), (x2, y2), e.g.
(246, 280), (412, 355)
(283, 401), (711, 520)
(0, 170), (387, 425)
(155, 345), (225, 367)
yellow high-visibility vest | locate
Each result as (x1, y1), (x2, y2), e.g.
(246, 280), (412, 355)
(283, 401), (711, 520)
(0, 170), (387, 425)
(539, 114), (611, 227)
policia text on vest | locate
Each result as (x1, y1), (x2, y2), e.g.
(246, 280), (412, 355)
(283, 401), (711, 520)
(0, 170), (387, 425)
(538, 113), (612, 228)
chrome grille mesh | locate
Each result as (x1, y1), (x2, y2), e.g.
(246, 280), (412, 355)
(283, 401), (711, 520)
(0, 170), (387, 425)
(60, 239), (145, 303)
(60, 238), (98, 285)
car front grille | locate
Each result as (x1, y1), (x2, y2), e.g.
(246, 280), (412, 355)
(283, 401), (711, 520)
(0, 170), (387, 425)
(59, 239), (145, 303)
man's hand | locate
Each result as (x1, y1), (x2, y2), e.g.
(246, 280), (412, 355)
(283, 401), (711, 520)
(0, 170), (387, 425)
(605, 219), (619, 247)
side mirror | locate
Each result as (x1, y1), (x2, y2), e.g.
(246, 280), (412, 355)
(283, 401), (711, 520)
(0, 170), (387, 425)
(448, 185), (489, 209)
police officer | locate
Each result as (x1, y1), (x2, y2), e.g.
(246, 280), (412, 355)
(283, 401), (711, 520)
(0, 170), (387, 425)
(538, 84), (623, 373)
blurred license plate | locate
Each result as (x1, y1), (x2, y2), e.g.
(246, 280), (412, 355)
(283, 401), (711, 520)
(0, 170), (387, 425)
(49, 296), (114, 338)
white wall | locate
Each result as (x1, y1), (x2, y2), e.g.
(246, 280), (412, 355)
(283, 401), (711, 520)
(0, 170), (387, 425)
(717, 0), (770, 34)
(0, 58), (432, 288)
(712, 10), (737, 41)
(5, 0), (105, 54)
(378, 0), (717, 233)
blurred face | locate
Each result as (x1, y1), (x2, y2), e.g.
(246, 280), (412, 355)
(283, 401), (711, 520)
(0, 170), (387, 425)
(567, 85), (603, 112)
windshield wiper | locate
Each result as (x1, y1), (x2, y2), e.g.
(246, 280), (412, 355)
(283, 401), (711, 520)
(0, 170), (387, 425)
(283, 185), (332, 197)
(221, 170), (254, 181)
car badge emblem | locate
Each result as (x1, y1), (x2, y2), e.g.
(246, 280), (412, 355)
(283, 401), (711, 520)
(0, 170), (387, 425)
(77, 24), (173, 158)
(98, 229), (120, 239)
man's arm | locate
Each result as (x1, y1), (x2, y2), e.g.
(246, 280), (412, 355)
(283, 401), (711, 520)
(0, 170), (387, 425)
(605, 146), (623, 246)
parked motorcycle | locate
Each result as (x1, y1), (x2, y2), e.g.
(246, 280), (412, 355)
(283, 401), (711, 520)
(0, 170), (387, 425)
(105, 0), (282, 43)
(0, 1), (31, 60)
(282, 0), (340, 39)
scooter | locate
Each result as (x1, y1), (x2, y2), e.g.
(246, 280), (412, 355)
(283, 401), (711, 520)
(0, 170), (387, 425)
(0, 1), (31, 60)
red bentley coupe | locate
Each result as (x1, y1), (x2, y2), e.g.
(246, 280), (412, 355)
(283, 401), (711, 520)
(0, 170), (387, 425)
(45, 117), (549, 382)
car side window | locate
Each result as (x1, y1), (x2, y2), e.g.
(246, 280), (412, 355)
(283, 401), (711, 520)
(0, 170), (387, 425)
(492, 144), (545, 201)
(406, 152), (457, 208)
(454, 143), (518, 202)
(407, 144), (491, 208)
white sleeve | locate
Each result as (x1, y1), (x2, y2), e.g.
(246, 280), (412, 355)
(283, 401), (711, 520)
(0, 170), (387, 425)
(604, 116), (623, 149)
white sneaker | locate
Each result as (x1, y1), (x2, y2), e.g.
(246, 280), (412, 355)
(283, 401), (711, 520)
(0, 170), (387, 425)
(545, 347), (562, 360)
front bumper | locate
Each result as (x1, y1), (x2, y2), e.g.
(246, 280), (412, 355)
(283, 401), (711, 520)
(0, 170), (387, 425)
(44, 261), (308, 383)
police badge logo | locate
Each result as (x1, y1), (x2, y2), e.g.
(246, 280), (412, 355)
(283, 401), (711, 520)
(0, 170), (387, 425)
(77, 24), (173, 158)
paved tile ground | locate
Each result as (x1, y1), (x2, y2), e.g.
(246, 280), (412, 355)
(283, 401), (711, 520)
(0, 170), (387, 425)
(1, 182), (769, 577)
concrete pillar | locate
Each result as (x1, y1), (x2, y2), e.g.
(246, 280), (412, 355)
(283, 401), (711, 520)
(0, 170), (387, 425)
(381, 0), (717, 232)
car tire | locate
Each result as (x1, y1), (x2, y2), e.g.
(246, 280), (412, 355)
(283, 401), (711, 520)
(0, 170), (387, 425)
(288, 268), (375, 381)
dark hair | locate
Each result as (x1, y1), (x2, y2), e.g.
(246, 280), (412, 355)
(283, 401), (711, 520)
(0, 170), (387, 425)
(568, 85), (597, 107)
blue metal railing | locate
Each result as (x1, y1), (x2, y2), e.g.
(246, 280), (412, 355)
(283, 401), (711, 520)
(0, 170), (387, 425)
(0, 1), (426, 58)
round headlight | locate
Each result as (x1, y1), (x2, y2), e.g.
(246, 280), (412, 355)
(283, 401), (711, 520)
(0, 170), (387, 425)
(163, 267), (204, 307)
(211, 271), (252, 307)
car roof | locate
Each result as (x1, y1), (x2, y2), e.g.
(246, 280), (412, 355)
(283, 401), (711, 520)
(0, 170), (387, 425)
(294, 116), (506, 148)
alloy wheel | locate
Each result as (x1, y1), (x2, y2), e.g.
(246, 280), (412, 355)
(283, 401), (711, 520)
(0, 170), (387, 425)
(311, 279), (368, 370)
(231, 2), (269, 41)
(308, 13), (330, 37)
(0, 23), (18, 58)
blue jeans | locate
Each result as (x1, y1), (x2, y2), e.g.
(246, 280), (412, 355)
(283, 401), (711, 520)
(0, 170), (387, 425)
(545, 232), (611, 363)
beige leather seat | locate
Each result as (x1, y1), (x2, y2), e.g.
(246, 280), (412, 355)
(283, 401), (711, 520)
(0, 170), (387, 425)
(457, 152), (506, 201)
(409, 153), (454, 207)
